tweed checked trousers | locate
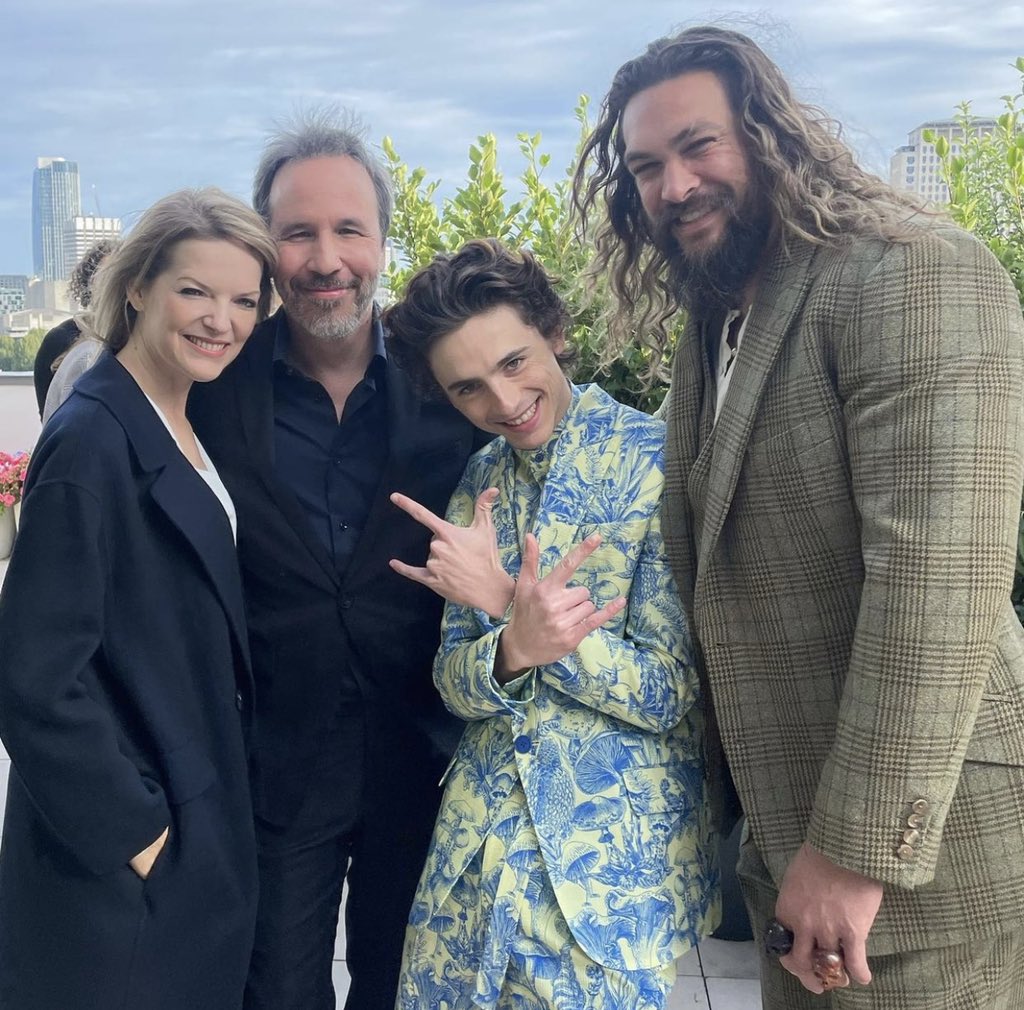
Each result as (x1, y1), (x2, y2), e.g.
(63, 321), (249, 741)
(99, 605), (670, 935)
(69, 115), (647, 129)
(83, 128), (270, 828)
(739, 838), (1024, 1009)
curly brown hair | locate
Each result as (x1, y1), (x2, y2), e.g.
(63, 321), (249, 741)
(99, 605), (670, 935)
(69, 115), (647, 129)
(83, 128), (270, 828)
(384, 239), (576, 399)
(572, 25), (928, 358)
(68, 238), (119, 308)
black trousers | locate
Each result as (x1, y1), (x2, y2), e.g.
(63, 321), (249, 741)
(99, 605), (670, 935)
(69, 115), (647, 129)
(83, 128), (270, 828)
(242, 722), (444, 1010)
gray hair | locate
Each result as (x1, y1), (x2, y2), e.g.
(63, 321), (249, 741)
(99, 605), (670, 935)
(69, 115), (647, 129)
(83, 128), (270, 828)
(252, 105), (394, 239)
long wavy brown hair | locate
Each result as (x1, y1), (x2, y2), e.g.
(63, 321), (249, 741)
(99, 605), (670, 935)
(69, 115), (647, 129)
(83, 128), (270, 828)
(572, 25), (927, 359)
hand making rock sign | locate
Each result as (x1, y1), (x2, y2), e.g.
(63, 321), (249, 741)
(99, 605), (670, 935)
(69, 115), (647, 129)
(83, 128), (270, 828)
(389, 487), (515, 619)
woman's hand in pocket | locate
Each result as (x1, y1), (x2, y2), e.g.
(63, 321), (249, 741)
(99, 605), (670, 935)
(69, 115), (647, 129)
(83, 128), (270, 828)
(129, 826), (169, 880)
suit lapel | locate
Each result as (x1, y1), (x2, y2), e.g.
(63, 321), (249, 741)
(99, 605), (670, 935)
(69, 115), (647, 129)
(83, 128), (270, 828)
(342, 355), (422, 580)
(235, 316), (339, 588)
(532, 385), (619, 568)
(664, 316), (716, 617)
(694, 240), (819, 591)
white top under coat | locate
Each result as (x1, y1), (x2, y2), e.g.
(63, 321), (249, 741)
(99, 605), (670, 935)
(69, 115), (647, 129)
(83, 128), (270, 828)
(144, 393), (237, 543)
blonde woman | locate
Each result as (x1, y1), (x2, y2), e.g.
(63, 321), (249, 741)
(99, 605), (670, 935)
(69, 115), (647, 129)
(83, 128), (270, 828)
(0, 188), (275, 1009)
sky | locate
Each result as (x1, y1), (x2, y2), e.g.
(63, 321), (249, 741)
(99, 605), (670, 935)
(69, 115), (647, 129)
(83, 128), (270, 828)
(2, 0), (1023, 275)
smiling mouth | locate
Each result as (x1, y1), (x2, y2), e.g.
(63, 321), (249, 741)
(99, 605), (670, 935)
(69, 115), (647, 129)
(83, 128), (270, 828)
(503, 400), (539, 428)
(302, 282), (358, 298)
(184, 334), (229, 354)
(674, 205), (720, 229)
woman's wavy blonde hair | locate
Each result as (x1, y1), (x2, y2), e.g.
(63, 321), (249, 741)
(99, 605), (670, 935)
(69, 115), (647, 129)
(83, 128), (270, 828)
(91, 187), (277, 352)
(572, 25), (927, 359)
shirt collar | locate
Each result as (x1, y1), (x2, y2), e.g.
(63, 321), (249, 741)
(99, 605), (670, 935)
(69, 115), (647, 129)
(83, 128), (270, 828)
(514, 381), (580, 480)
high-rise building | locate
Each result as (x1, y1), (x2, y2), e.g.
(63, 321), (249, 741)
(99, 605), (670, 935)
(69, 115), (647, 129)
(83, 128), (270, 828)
(0, 275), (28, 315)
(890, 118), (997, 204)
(32, 157), (81, 281)
(62, 216), (122, 280)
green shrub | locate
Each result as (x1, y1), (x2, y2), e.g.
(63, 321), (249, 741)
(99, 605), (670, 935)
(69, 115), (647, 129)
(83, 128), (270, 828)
(383, 100), (673, 413)
(929, 57), (1024, 623)
(0, 329), (45, 372)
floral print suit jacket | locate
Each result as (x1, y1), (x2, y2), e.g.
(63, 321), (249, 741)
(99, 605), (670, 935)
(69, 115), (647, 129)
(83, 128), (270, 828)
(412, 384), (720, 973)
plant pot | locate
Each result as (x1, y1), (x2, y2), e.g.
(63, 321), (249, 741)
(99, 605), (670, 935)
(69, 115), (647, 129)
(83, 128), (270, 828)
(0, 506), (14, 561)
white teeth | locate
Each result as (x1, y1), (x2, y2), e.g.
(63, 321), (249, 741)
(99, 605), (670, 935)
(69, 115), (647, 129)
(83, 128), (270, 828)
(676, 206), (716, 226)
(186, 335), (226, 352)
(505, 401), (538, 427)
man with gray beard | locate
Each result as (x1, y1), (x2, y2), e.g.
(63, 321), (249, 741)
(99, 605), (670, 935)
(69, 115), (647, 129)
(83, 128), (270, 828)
(188, 108), (485, 1010)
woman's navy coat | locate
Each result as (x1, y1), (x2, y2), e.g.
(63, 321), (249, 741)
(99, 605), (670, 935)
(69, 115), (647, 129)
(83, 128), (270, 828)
(0, 353), (257, 1009)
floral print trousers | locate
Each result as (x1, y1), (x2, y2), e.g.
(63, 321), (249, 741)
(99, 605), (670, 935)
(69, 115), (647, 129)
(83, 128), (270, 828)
(396, 784), (675, 1010)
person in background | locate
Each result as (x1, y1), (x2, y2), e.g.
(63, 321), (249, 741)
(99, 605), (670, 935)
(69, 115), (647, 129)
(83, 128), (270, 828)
(573, 24), (1024, 1009)
(33, 237), (118, 418)
(384, 238), (719, 1010)
(187, 108), (486, 1010)
(0, 188), (276, 1009)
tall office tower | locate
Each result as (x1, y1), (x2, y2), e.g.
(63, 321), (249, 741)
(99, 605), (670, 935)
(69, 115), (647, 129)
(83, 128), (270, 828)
(62, 216), (122, 280)
(32, 157), (82, 281)
(890, 118), (997, 204)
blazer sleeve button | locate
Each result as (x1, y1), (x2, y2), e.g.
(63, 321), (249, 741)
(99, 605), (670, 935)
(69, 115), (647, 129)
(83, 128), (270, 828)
(911, 798), (930, 815)
(896, 843), (917, 862)
(235, 691), (244, 712)
(902, 828), (921, 846)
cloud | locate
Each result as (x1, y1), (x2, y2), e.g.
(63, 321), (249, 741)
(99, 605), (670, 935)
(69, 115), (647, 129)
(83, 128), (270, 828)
(3, 0), (1023, 273)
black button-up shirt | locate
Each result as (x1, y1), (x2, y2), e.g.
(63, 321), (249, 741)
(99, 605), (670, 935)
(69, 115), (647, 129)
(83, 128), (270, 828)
(271, 313), (389, 578)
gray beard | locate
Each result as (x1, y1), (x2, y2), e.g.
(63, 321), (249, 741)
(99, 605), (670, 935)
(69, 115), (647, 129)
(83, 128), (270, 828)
(290, 273), (379, 343)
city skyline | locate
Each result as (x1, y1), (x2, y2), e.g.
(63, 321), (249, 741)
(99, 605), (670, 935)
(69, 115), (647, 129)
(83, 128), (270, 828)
(2, 0), (1023, 275)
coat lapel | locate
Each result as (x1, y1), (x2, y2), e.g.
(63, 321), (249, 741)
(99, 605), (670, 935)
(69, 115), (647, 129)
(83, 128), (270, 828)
(343, 355), (423, 579)
(76, 355), (251, 668)
(694, 241), (819, 592)
(148, 467), (251, 669)
(663, 315), (716, 617)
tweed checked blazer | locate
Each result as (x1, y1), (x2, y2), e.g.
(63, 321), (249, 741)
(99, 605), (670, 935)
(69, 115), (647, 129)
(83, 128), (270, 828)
(661, 219), (1024, 955)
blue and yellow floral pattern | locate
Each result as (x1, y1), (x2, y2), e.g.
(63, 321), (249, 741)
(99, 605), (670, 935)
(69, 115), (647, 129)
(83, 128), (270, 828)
(397, 384), (720, 1009)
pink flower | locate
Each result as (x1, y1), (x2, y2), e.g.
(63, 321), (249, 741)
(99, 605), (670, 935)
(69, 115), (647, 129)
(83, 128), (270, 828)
(0, 450), (30, 508)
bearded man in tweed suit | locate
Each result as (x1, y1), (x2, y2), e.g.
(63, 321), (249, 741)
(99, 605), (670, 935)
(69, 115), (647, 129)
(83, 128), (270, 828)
(573, 25), (1024, 1010)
